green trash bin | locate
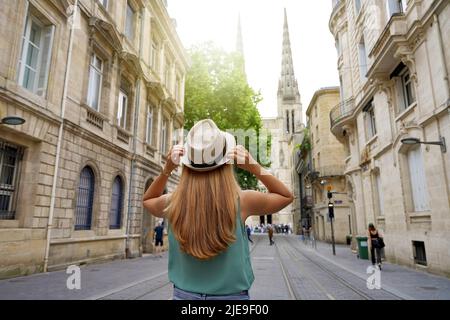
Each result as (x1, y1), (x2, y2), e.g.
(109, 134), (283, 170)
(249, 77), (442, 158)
(356, 236), (369, 260)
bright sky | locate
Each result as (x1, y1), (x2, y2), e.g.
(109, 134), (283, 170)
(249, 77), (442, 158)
(168, 0), (339, 120)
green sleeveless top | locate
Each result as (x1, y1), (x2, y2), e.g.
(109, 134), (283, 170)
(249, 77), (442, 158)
(168, 197), (255, 295)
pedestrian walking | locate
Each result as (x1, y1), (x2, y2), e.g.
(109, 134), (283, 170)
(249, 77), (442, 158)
(153, 222), (164, 257)
(246, 225), (254, 244)
(368, 223), (385, 270)
(268, 224), (274, 245)
(143, 119), (293, 300)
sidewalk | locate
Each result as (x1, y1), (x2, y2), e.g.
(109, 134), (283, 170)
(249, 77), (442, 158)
(0, 253), (170, 300)
(298, 238), (450, 300)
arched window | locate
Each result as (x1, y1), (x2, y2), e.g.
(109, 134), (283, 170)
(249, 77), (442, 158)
(75, 166), (95, 230)
(110, 176), (123, 229)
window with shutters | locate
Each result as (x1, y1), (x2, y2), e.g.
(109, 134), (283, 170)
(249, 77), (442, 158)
(109, 176), (123, 229)
(407, 146), (430, 212)
(75, 167), (95, 230)
(0, 141), (24, 220)
(18, 8), (55, 97)
(86, 53), (103, 111)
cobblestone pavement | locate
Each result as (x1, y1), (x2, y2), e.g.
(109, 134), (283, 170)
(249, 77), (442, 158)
(0, 234), (449, 300)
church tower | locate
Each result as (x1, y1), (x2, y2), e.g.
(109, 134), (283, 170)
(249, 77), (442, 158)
(235, 14), (246, 78)
(278, 8), (302, 134)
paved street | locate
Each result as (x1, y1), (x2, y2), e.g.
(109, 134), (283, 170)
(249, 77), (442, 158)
(1, 234), (449, 300)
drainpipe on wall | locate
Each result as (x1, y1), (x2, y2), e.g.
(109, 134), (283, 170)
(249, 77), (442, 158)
(44, 0), (79, 272)
(125, 8), (145, 258)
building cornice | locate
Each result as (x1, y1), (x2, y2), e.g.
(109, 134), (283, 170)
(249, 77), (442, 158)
(306, 87), (340, 116)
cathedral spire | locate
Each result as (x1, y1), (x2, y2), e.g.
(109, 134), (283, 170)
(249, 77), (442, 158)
(236, 13), (244, 56)
(278, 8), (300, 102)
(277, 8), (302, 130)
(236, 13), (246, 77)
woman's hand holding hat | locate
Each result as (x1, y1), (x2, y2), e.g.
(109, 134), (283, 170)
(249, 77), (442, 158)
(228, 145), (260, 175)
(163, 145), (185, 175)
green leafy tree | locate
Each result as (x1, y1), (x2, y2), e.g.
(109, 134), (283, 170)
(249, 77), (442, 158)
(184, 42), (270, 189)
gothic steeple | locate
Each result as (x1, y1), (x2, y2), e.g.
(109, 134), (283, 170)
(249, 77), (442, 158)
(277, 8), (302, 132)
(278, 8), (300, 101)
(236, 13), (246, 77)
(236, 14), (244, 56)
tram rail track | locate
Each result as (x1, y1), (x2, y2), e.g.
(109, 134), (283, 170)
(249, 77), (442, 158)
(283, 236), (405, 300)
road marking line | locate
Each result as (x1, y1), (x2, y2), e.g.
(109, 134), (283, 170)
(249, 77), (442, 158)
(326, 293), (336, 300)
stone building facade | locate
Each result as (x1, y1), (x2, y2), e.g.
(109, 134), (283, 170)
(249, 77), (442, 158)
(329, 0), (449, 275)
(0, 0), (189, 279)
(305, 87), (351, 244)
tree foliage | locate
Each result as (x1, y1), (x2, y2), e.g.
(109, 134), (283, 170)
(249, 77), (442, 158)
(184, 42), (270, 190)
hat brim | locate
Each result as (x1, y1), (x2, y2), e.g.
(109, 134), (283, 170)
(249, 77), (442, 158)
(180, 131), (236, 172)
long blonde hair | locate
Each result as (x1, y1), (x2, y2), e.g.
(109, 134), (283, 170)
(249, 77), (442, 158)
(165, 164), (241, 260)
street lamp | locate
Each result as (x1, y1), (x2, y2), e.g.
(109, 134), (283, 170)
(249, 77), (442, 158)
(401, 136), (446, 153)
(1, 116), (26, 126)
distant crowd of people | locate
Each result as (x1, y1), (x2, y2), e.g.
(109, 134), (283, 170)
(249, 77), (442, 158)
(246, 223), (292, 235)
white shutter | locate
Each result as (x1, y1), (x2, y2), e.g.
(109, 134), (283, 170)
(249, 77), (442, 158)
(18, 1), (30, 83)
(36, 25), (55, 97)
(87, 66), (95, 107)
(408, 147), (430, 212)
(118, 91), (127, 127)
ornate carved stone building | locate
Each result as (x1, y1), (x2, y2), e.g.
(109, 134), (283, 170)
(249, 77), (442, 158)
(329, 0), (449, 275)
(0, 0), (189, 279)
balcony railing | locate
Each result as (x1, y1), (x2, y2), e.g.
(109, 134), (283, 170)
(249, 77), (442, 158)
(86, 108), (104, 131)
(318, 165), (346, 177)
(330, 98), (355, 128)
(116, 127), (131, 145)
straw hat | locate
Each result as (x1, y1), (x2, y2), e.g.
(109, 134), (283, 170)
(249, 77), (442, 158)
(180, 119), (236, 172)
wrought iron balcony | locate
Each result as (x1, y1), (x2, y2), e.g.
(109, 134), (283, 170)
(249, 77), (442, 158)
(330, 98), (355, 129)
